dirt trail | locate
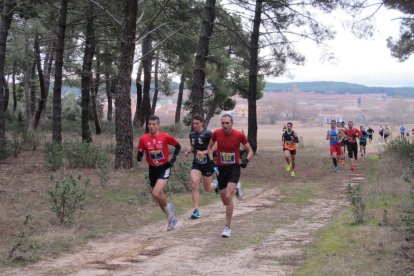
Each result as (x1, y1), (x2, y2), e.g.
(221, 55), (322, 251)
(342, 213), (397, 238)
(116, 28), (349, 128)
(4, 159), (369, 276)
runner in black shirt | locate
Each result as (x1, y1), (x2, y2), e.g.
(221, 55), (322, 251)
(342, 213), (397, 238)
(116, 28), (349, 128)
(367, 127), (374, 143)
(185, 114), (218, 219)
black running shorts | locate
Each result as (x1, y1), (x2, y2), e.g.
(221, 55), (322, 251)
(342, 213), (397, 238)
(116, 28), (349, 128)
(148, 163), (171, 187)
(283, 148), (296, 155)
(217, 165), (241, 190)
(191, 161), (214, 177)
(347, 142), (358, 159)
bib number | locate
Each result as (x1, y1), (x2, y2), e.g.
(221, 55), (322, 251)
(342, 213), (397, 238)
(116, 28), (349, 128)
(149, 149), (164, 161)
(286, 141), (293, 146)
(195, 155), (207, 164)
(220, 152), (235, 164)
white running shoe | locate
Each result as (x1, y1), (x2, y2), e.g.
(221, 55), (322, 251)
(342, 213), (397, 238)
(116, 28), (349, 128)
(166, 203), (175, 222)
(235, 182), (243, 200)
(221, 225), (231, 238)
(167, 216), (177, 231)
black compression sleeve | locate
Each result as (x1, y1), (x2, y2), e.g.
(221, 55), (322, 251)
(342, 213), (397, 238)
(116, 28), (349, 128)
(173, 143), (181, 157)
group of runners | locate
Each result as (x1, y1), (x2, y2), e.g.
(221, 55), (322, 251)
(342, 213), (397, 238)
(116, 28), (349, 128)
(137, 114), (253, 237)
(135, 113), (408, 237)
(326, 120), (371, 172)
(399, 125), (414, 140)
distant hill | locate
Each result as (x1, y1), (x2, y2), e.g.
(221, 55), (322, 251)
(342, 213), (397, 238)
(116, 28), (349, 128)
(59, 80), (414, 98)
(264, 81), (414, 97)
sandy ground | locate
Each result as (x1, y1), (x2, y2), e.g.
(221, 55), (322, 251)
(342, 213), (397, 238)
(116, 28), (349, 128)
(3, 156), (370, 276)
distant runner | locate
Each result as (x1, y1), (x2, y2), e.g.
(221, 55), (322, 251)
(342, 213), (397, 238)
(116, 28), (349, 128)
(379, 125), (384, 142)
(208, 114), (253, 238)
(184, 114), (218, 220)
(137, 115), (181, 231)
(400, 125), (406, 139)
(344, 121), (362, 171)
(326, 120), (344, 173)
(282, 122), (299, 177)
(367, 126), (374, 143)
(339, 121), (347, 165)
(359, 126), (368, 156)
(384, 125), (391, 143)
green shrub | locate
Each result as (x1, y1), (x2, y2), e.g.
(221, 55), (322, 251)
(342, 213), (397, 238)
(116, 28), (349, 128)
(63, 141), (109, 169)
(6, 214), (38, 263)
(347, 184), (365, 224)
(385, 139), (414, 159)
(171, 159), (192, 192)
(95, 150), (110, 186)
(0, 138), (10, 160)
(48, 174), (87, 225)
(10, 133), (24, 158)
(44, 142), (64, 171)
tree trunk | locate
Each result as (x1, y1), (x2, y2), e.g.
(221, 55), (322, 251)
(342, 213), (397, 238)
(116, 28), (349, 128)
(23, 34), (33, 124)
(3, 76), (9, 111)
(12, 60), (16, 112)
(114, 0), (137, 169)
(151, 51), (159, 115)
(132, 61), (142, 127)
(28, 35), (48, 131)
(52, 0), (68, 144)
(141, 28), (154, 133)
(92, 47), (102, 135)
(174, 73), (185, 124)
(39, 39), (55, 129)
(108, 76), (116, 121)
(103, 50), (113, 122)
(204, 97), (218, 128)
(29, 57), (36, 120)
(190, 0), (216, 118)
(0, 0), (13, 140)
(80, 1), (96, 143)
(247, 0), (262, 153)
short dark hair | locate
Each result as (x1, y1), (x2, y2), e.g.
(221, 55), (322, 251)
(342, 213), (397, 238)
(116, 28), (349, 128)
(221, 114), (233, 123)
(149, 115), (160, 123)
(192, 114), (203, 122)
(287, 122), (293, 127)
(331, 120), (336, 123)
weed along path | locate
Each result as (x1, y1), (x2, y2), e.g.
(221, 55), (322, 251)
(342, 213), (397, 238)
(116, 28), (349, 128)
(4, 154), (370, 276)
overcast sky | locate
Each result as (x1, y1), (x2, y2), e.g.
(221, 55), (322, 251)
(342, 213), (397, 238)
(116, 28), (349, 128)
(265, 7), (414, 87)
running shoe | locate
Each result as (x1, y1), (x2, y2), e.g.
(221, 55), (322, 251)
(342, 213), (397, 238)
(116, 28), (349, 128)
(285, 164), (291, 172)
(221, 225), (231, 238)
(334, 166), (340, 173)
(351, 165), (355, 171)
(167, 216), (177, 231)
(235, 182), (243, 200)
(290, 171), (296, 177)
(212, 179), (219, 194)
(166, 202), (175, 222)
(190, 209), (201, 219)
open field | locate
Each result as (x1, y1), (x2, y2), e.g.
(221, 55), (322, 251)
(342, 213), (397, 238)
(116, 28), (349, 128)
(1, 118), (413, 275)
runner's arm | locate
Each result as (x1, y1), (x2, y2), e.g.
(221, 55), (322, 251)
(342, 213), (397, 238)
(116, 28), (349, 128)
(207, 139), (216, 163)
(185, 145), (194, 156)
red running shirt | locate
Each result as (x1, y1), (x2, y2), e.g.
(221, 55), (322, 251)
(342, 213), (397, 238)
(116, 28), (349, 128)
(211, 128), (248, 166)
(344, 128), (362, 144)
(137, 131), (178, 166)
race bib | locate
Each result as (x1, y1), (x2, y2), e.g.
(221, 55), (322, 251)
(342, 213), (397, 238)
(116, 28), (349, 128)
(149, 149), (164, 161)
(196, 155), (207, 164)
(220, 152), (235, 164)
(286, 141), (293, 146)
(330, 135), (338, 142)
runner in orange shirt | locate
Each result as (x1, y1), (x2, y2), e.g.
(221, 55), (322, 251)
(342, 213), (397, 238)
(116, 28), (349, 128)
(282, 122), (299, 177)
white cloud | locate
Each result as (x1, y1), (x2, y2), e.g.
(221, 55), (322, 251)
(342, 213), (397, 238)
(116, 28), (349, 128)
(267, 8), (414, 87)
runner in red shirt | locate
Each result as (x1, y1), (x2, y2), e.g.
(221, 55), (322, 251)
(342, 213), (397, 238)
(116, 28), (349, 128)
(137, 115), (181, 231)
(344, 121), (362, 171)
(208, 114), (253, 238)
